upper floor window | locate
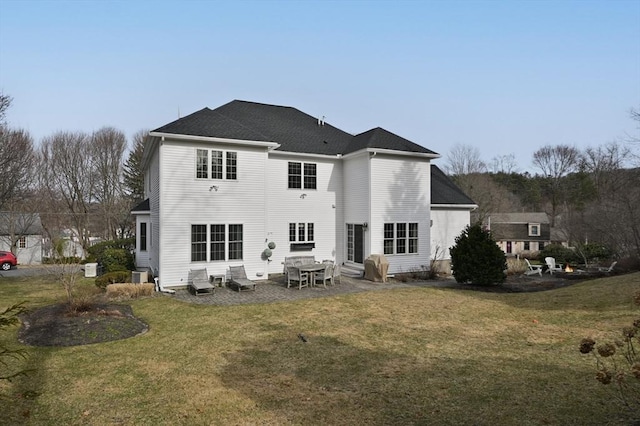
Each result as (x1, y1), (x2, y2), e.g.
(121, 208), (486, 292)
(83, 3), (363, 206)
(288, 162), (316, 189)
(196, 149), (238, 180)
(17, 236), (26, 249)
(528, 223), (540, 237)
(384, 222), (418, 255)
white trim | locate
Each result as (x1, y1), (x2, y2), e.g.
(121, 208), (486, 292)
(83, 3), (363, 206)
(269, 150), (342, 160)
(432, 204), (478, 210)
(149, 132), (281, 149)
(342, 148), (439, 160)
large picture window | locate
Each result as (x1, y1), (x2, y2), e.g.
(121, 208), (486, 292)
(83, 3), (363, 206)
(196, 149), (238, 180)
(191, 224), (243, 262)
(288, 162), (317, 189)
(383, 222), (418, 255)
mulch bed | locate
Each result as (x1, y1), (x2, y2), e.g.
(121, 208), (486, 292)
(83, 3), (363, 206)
(18, 303), (148, 347)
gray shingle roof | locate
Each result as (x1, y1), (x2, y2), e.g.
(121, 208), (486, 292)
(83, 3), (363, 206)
(430, 165), (476, 205)
(153, 100), (437, 156)
(132, 199), (150, 212)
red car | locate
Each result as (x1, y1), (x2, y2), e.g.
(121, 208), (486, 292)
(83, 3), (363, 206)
(0, 251), (18, 271)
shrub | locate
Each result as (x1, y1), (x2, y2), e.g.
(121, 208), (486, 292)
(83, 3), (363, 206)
(101, 248), (134, 273)
(95, 271), (131, 290)
(86, 239), (135, 272)
(450, 224), (506, 286)
(539, 244), (579, 265)
(106, 283), (154, 300)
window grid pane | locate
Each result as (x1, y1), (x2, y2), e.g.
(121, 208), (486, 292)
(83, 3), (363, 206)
(347, 224), (354, 261)
(191, 225), (207, 261)
(307, 223), (314, 241)
(211, 150), (223, 179)
(210, 224), (225, 261)
(288, 162), (302, 189)
(228, 224), (243, 260)
(408, 223), (418, 253)
(196, 149), (208, 179)
(384, 223), (394, 255)
(289, 223), (296, 242)
(298, 223), (305, 242)
(226, 152), (237, 180)
(140, 223), (147, 251)
(304, 163), (317, 189)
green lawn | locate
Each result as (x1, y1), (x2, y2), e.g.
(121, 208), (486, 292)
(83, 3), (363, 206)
(1, 273), (639, 425)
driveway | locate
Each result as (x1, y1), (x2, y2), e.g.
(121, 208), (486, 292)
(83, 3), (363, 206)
(0, 264), (77, 279)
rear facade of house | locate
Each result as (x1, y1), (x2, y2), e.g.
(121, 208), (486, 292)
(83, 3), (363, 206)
(134, 100), (441, 289)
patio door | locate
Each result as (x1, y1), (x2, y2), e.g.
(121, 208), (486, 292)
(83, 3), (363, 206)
(347, 224), (365, 264)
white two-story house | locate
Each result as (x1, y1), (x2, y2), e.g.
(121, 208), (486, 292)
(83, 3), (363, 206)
(133, 100), (471, 289)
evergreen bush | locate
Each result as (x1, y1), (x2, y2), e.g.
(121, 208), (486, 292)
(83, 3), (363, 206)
(539, 244), (579, 264)
(87, 239), (135, 273)
(450, 224), (507, 286)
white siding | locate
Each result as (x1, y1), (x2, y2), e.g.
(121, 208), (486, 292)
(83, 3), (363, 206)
(430, 208), (470, 260)
(266, 155), (343, 272)
(148, 146), (161, 279)
(0, 235), (42, 265)
(134, 214), (150, 269)
(157, 140), (269, 287)
(369, 154), (431, 274)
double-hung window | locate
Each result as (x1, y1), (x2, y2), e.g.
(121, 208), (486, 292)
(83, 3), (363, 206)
(288, 162), (316, 189)
(191, 224), (243, 261)
(383, 222), (418, 255)
(528, 223), (540, 237)
(196, 149), (238, 180)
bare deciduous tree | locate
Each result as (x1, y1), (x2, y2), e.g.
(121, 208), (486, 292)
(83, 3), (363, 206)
(91, 127), (126, 239)
(0, 128), (36, 211)
(445, 144), (487, 176)
(532, 144), (580, 226)
(39, 131), (95, 255)
(489, 153), (519, 174)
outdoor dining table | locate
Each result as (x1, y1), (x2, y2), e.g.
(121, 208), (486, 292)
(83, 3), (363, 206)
(297, 263), (327, 286)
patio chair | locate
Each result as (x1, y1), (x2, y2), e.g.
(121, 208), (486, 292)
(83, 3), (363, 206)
(314, 264), (334, 288)
(597, 261), (617, 273)
(188, 269), (215, 296)
(228, 265), (257, 292)
(332, 264), (341, 285)
(544, 257), (563, 275)
(524, 259), (543, 277)
(287, 267), (309, 290)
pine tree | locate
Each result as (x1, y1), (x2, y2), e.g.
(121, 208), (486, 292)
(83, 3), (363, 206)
(123, 130), (146, 205)
(450, 223), (507, 285)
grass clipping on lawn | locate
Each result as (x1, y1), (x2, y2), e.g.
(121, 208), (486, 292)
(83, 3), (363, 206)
(1, 272), (639, 425)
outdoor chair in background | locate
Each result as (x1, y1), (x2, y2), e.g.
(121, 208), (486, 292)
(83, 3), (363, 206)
(287, 267), (309, 289)
(314, 263), (334, 288)
(228, 265), (257, 292)
(188, 268), (215, 296)
(544, 257), (563, 275)
(597, 261), (617, 273)
(524, 259), (543, 277)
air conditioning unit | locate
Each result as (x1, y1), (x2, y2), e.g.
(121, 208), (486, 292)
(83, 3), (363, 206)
(132, 271), (148, 284)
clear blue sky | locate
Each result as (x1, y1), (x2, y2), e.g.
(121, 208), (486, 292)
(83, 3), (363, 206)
(1, 0), (639, 172)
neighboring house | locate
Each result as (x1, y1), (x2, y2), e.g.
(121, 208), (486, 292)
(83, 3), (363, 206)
(482, 212), (551, 256)
(134, 100), (474, 289)
(430, 165), (477, 273)
(42, 229), (102, 260)
(0, 212), (44, 265)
